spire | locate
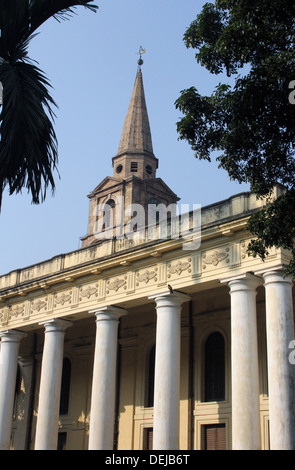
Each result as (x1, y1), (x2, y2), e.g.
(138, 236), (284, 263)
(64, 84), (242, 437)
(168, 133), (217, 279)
(115, 67), (154, 158)
(81, 52), (179, 248)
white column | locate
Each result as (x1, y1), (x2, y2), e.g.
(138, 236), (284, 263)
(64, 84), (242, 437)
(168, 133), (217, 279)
(0, 330), (27, 450)
(88, 306), (127, 450)
(226, 274), (261, 450)
(262, 270), (295, 449)
(35, 319), (72, 450)
(149, 291), (190, 450)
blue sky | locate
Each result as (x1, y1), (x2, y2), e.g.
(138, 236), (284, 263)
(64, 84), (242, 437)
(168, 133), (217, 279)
(0, 0), (249, 275)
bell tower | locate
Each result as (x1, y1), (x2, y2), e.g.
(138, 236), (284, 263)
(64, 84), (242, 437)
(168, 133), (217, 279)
(81, 51), (179, 248)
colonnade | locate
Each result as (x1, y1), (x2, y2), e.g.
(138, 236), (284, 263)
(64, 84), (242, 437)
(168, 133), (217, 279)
(0, 269), (294, 450)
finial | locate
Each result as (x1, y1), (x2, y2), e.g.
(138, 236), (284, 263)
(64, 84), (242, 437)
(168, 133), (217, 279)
(137, 46), (146, 67)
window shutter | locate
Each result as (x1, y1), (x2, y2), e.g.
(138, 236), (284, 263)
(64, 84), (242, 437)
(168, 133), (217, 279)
(204, 332), (225, 402)
(148, 428), (153, 450)
(59, 358), (71, 415)
(204, 424), (226, 450)
(57, 432), (67, 450)
(143, 427), (153, 450)
(146, 344), (155, 407)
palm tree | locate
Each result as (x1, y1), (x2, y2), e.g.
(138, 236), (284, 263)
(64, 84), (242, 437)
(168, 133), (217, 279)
(0, 0), (98, 210)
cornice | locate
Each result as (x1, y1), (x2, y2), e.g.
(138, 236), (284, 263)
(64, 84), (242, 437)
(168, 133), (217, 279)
(0, 216), (250, 301)
(0, 214), (288, 332)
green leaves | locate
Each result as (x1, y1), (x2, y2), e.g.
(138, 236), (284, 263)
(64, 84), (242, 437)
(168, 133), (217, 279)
(176, 0), (295, 275)
(247, 189), (295, 275)
(0, 0), (98, 209)
(175, 84), (231, 161)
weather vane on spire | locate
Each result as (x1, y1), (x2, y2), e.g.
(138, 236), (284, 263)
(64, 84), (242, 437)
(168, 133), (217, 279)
(137, 46), (146, 68)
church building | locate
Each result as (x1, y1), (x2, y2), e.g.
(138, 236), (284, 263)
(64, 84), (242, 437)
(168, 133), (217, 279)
(0, 58), (294, 451)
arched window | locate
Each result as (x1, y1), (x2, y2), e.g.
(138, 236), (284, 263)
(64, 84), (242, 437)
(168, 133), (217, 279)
(146, 344), (156, 407)
(59, 358), (71, 415)
(204, 332), (225, 402)
(147, 198), (160, 223)
(102, 199), (115, 231)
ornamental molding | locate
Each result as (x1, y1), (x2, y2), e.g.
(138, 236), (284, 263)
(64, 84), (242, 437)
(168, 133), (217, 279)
(107, 277), (127, 293)
(9, 304), (25, 318)
(167, 259), (191, 276)
(202, 249), (230, 268)
(241, 240), (252, 260)
(31, 299), (47, 312)
(54, 292), (72, 307)
(136, 269), (157, 284)
(0, 235), (283, 331)
(79, 285), (98, 300)
(0, 306), (9, 326)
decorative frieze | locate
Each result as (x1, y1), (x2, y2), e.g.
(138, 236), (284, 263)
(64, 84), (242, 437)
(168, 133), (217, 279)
(167, 259), (191, 277)
(54, 292), (72, 307)
(241, 240), (252, 260)
(31, 298), (47, 313)
(79, 284), (98, 301)
(106, 277), (127, 294)
(191, 253), (202, 277)
(1, 301), (31, 324)
(202, 249), (230, 269)
(78, 282), (105, 303)
(0, 235), (284, 330)
(126, 273), (136, 293)
(9, 303), (25, 318)
(0, 307), (9, 326)
(156, 263), (167, 285)
(136, 268), (157, 285)
(229, 242), (241, 267)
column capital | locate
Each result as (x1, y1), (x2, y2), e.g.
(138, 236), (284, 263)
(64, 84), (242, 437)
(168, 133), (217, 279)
(260, 269), (293, 286)
(89, 305), (127, 322)
(254, 263), (291, 276)
(221, 272), (262, 291)
(38, 318), (73, 333)
(0, 329), (27, 343)
(149, 289), (191, 307)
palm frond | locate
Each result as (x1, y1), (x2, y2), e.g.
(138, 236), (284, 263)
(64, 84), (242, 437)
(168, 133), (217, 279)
(0, 60), (58, 206)
(0, 0), (98, 209)
(28, 1), (98, 35)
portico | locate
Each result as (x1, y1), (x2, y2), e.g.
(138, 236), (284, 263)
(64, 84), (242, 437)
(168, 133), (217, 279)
(0, 229), (294, 450)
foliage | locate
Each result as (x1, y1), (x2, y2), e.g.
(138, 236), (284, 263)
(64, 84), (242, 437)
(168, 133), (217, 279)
(0, 0), (98, 209)
(175, 0), (295, 275)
